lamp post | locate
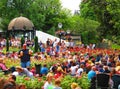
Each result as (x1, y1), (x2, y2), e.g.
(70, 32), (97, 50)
(58, 23), (63, 45)
(66, 30), (71, 42)
(66, 30), (70, 34)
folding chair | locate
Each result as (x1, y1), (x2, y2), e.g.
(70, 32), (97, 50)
(35, 64), (41, 75)
(96, 73), (110, 89)
(90, 76), (96, 89)
(112, 74), (120, 89)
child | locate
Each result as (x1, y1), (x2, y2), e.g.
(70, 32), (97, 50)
(54, 79), (62, 89)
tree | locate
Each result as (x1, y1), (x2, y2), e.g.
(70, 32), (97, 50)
(67, 14), (100, 44)
(28, 0), (63, 32)
(80, 0), (120, 44)
(6, 38), (9, 52)
(80, 1), (97, 20)
(21, 36), (25, 48)
(0, 0), (68, 36)
(0, 0), (34, 30)
(34, 36), (38, 53)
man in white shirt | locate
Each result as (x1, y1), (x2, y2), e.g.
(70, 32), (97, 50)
(12, 66), (33, 78)
(76, 64), (84, 77)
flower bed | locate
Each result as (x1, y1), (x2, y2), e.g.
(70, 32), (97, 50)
(0, 72), (90, 89)
(2, 54), (91, 89)
(61, 75), (90, 89)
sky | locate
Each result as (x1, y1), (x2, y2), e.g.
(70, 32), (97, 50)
(60, 0), (82, 13)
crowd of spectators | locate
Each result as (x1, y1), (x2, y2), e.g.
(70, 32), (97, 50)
(0, 37), (120, 89)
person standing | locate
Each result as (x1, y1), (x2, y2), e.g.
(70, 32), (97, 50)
(18, 44), (32, 69)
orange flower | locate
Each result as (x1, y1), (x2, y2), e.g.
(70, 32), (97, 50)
(24, 77), (30, 81)
(38, 78), (42, 82)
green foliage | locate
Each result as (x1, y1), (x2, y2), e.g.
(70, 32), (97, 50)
(29, 0), (62, 32)
(80, 0), (120, 44)
(0, 72), (5, 78)
(21, 36), (25, 47)
(6, 38), (9, 52)
(0, 0), (67, 34)
(61, 75), (90, 89)
(2, 47), (19, 54)
(47, 27), (56, 35)
(70, 15), (99, 44)
(0, 72), (44, 89)
(111, 44), (120, 50)
(80, 1), (97, 20)
(61, 75), (77, 89)
(69, 16), (99, 34)
(16, 76), (44, 89)
(77, 74), (90, 89)
(34, 36), (38, 53)
(81, 30), (99, 44)
(110, 36), (120, 45)
(81, 31), (89, 44)
(0, 71), (90, 89)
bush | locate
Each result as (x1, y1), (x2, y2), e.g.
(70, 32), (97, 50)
(16, 76), (44, 89)
(34, 36), (39, 53)
(61, 75), (90, 89)
(81, 30), (99, 44)
(6, 38), (9, 52)
(77, 74), (90, 89)
(61, 75), (77, 89)
(21, 36), (25, 47)
(111, 44), (120, 50)
(2, 47), (19, 54)
(0, 73), (44, 89)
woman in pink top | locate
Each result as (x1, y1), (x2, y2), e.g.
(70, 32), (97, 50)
(0, 58), (7, 71)
(0, 58), (15, 74)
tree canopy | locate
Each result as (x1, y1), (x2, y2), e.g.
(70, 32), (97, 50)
(2, 0), (119, 44)
(80, 0), (120, 44)
(0, 0), (67, 33)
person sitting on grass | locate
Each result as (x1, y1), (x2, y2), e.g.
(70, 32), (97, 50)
(0, 58), (8, 71)
(40, 64), (48, 76)
(0, 75), (16, 89)
(0, 58), (15, 74)
(0, 78), (7, 89)
(12, 66), (33, 78)
(3, 82), (16, 89)
(43, 72), (54, 89)
(54, 63), (66, 79)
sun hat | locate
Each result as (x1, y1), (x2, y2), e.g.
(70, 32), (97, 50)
(71, 82), (79, 89)
(16, 66), (23, 70)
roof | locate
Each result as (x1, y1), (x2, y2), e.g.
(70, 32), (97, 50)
(8, 16), (34, 30)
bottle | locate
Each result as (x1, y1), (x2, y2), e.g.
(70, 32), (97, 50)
(20, 51), (23, 56)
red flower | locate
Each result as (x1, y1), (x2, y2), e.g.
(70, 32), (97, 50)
(24, 77), (30, 81)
